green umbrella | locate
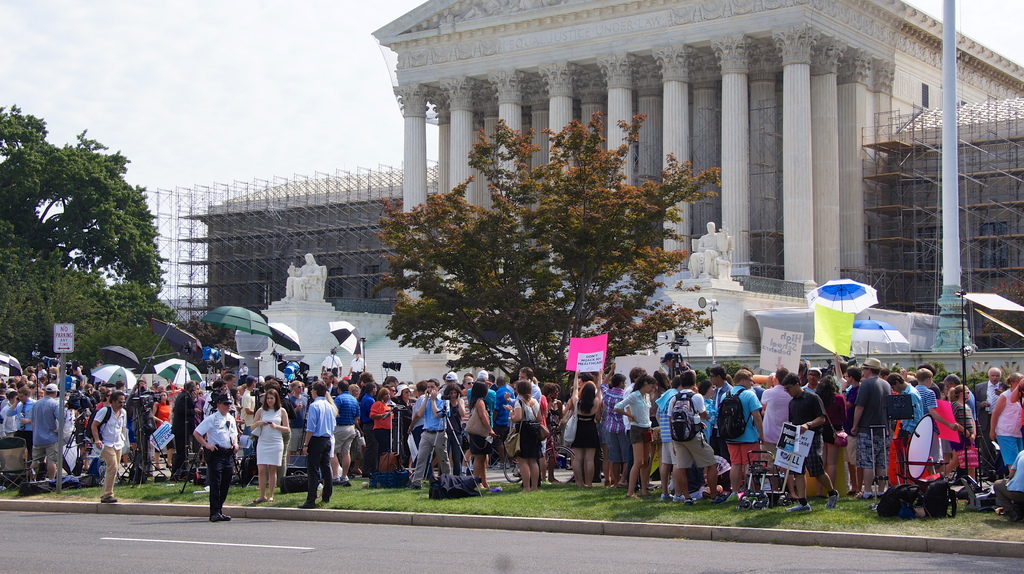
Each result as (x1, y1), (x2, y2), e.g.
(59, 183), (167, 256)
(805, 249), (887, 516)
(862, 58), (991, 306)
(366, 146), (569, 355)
(153, 358), (203, 382)
(200, 306), (273, 337)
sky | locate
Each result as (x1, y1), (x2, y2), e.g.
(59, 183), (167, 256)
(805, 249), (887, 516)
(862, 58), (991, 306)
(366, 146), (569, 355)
(1, 0), (1022, 193)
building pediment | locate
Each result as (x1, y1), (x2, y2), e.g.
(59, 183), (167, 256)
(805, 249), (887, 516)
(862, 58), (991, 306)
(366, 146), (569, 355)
(375, 0), (588, 40)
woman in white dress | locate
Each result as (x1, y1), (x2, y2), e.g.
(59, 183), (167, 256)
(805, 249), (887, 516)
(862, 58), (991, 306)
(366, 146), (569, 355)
(252, 388), (289, 503)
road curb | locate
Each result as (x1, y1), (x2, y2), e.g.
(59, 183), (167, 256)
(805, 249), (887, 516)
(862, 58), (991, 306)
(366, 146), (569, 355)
(2, 498), (1021, 558)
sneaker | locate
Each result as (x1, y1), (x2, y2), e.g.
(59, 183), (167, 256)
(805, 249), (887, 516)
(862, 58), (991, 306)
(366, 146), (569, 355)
(712, 492), (732, 504)
(331, 478), (343, 486)
(858, 492), (875, 500)
(786, 503), (812, 512)
(826, 492), (839, 509)
(340, 479), (352, 487)
(684, 498), (695, 506)
(661, 494), (672, 502)
(100, 497), (118, 504)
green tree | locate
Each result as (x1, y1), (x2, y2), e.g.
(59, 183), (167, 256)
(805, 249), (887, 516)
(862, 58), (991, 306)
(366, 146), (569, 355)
(0, 106), (172, 367)
(0, 105), (162, 285)
(379, 115), (719, 381)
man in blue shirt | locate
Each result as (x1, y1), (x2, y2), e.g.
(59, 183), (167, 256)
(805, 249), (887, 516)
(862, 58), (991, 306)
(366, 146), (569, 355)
(359, 375), (378, 477)
(717, 370), (763, 504)
(299, 381), (335, 508)
(493, 377), (515, 462)
(410, 379), (450, 488)
(994, 448), (1024, 520)
(31, 384), (61, 479)
(333, 381), (360, 487)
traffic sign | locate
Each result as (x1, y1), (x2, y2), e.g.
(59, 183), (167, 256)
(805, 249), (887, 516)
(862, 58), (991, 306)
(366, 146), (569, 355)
(54, 323), (75, 353)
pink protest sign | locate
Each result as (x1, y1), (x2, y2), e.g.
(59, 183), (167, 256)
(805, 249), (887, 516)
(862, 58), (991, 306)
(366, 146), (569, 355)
(566, 334), (608, 372)
(935, 400), (959, 441)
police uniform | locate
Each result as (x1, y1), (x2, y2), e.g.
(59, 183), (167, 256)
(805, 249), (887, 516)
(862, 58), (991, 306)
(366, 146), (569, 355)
(194, 406), (237, 521)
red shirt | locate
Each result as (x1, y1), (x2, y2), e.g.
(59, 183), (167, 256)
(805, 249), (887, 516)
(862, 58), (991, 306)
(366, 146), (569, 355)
(370, 401), (392, 430)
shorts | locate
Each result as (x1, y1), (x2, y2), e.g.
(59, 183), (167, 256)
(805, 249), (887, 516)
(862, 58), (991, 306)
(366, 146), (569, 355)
(673, 435), (717, 468)
(334, 425), (356, 456)
(469, 434), (489, 455)
(33, 441), (60, 466)
(802, 443), (826, 477)
(494, 425), (509, 443)
(607, 432), (630, 463)
(660, 441), (675, 465)
(288, 429), (304, 452)
(856, 429), (889, 470)
(844, 432), (858, 462)
(727, 442), (760, 467)
(629, 426), (652, 445)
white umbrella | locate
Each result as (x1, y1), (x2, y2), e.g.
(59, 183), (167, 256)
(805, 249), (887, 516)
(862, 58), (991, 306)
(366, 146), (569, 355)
(852, 320), (910, 345)
(329, 321), (363, 355)
(806, 279), (878, 313)
(153, 358), (203, 382)
(91, 364), (138, 389)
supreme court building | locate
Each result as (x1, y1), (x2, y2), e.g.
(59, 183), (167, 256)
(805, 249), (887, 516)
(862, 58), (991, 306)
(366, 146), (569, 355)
(375, 0), (1024, 294)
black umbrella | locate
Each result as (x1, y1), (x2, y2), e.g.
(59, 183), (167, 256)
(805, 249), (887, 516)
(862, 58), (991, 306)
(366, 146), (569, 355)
(329, 321), (363, 355)
(150, 318), (203, 361)
(268, 322), (301, 352)
(99, 345), (140, 370)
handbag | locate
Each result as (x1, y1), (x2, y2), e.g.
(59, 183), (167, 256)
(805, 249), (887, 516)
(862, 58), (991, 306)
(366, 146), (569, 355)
(835, 429), (849, 448)
(466, 406), (490, 437)
(563, 409), (579, 444)
(504, 426), (521, 457)
(379, 452), (399, 473)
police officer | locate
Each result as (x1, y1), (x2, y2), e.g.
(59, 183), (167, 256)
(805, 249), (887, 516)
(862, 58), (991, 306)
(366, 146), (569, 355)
(193, 394), (238, 522)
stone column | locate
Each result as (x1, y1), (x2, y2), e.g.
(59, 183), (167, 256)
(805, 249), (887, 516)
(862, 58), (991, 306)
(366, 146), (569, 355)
(873, 59), (895, 115)
(811, 38), (844, 283)
(539, 63), (575, 134)
(598, 54), (637, 181)
(576, 68), (607, 131)
(748, 43), (780, 275)
(441, 77), (476, 199)
(395, 85), (428, 212)
(689, 50), (721, 238)
(713, 35), (751, 267)
(635, 61), (663, 182)
(838, 53), (872, 271)
(526, 80), (551, 168)
(434, 93), (451, 195)
(490, 70), (524, 133)
(774, 26), (818, 285)
(654, 45), (691, 252)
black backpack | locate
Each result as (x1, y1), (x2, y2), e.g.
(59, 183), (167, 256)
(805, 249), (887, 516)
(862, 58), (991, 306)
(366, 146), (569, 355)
(669, 391), (701, 442)
(85, 406), (113, 442)
(924, 479), (958, 518)
(877, 484), (924, 518)
(717, 391), (749, 441)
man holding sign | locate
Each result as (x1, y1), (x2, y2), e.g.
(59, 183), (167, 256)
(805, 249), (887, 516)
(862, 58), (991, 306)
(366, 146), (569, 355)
(782, 374), (839, 511)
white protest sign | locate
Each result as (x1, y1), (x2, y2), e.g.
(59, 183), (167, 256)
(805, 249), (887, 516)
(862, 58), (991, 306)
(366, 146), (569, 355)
(576, 351), (605, 372)
(775, 422), (814, 473)
(54, 323), (75, 353)
(149, 421), (174, 450)
(759, 327), (803, 374)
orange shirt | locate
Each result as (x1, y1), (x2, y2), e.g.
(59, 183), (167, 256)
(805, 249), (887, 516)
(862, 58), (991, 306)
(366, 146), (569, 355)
(370, 401), (392, 430)
(154, 403), (171, 424)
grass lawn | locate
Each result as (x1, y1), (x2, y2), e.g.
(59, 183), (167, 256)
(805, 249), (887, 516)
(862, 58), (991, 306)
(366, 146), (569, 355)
(3, 478), (1019, 543)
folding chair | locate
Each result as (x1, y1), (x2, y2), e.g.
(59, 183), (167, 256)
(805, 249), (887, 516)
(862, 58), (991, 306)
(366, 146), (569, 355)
(0, 437), (31, 490)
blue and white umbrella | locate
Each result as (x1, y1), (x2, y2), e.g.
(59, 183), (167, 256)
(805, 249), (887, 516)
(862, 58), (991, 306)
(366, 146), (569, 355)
(852, 320), (909, 346)
(806, 279), (878, 313)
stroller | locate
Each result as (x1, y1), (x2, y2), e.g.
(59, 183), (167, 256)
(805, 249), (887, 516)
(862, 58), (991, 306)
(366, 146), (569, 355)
(738, 450), (787, 509)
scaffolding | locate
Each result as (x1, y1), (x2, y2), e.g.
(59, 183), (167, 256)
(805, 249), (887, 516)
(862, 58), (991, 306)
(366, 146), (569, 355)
(690, 105), (722, 239)
(861, 98), (1024, 348)
(748, 99), (784, 279)
(150, 164), (438, 320)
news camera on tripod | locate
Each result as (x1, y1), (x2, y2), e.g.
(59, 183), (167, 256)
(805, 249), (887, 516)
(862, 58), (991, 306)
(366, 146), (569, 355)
(660, 331), (692, 379)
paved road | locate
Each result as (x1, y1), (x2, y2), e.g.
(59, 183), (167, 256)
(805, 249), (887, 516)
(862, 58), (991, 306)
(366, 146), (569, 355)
(4, 511), (1017, 573)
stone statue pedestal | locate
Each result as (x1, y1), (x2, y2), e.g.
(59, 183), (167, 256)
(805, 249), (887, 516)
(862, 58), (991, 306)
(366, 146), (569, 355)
(262, 299), (345, 379)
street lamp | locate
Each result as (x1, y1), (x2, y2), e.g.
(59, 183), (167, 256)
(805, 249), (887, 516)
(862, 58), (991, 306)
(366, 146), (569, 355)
(698, 296), (719, 365)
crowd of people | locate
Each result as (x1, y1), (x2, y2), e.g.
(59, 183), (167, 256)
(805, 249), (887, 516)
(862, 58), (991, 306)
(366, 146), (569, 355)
(2, 354), (1023, 522)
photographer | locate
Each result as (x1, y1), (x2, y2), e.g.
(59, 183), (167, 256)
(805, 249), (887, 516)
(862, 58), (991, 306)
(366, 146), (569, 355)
(193, 394), (238, 522)
(91, 390), (127, 504)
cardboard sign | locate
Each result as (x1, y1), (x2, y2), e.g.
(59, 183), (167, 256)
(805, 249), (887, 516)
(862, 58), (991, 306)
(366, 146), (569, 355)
(566, 334), (608, 372)
(149, 421), (174, 450)
(759, 327), (803, 373)
(775, 422), (814, 473)
(935, 400), (960, 441)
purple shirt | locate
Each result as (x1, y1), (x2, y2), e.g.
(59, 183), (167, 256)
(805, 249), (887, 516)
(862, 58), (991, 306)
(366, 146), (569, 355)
(843, 385), (859, 433)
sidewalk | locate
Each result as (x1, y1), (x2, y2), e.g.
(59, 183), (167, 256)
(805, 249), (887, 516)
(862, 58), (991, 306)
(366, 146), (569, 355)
(1, 498), (1021, 559)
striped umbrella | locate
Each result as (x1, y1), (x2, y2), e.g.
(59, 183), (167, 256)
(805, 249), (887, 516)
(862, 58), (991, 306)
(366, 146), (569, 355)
(806, 279), (878, 314)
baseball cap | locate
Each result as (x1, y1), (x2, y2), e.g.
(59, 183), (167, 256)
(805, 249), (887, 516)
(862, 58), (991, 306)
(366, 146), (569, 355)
(477, 370), (489, 381)
(45, 383), (59, 393)
(444, 372), (458, 382)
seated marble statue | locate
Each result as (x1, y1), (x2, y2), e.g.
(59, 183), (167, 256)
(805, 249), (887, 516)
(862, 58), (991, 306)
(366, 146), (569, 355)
(284, 253), (328, 302)
(688, 222), (733, 280)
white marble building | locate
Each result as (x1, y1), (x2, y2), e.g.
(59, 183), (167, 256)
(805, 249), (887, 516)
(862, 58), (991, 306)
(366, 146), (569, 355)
(375, 0), (1024, 287)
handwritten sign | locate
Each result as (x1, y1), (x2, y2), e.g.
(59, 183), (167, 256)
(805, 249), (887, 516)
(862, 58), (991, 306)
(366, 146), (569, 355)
(759, 327), (803, 373)
(566, 334), (608, 372)
(775, 422), (814, 473)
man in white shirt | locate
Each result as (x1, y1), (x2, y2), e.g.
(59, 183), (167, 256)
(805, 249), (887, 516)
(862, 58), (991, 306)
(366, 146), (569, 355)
(349, 352), (365, 379)
(92, 390), (127, 504)
(322, 348), (343, 378)
(193, 394), (238, 522)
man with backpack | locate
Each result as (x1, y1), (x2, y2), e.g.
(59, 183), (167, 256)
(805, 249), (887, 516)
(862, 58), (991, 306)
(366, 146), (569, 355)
(91, 390), (127, 504)
(782, 374), (840, 511)
(670, 370), (719, 504)
(716, 369), (763, 504)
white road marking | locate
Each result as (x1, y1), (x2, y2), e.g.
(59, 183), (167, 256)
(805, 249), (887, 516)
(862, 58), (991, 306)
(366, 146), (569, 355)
(101, 537), (313, 551)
